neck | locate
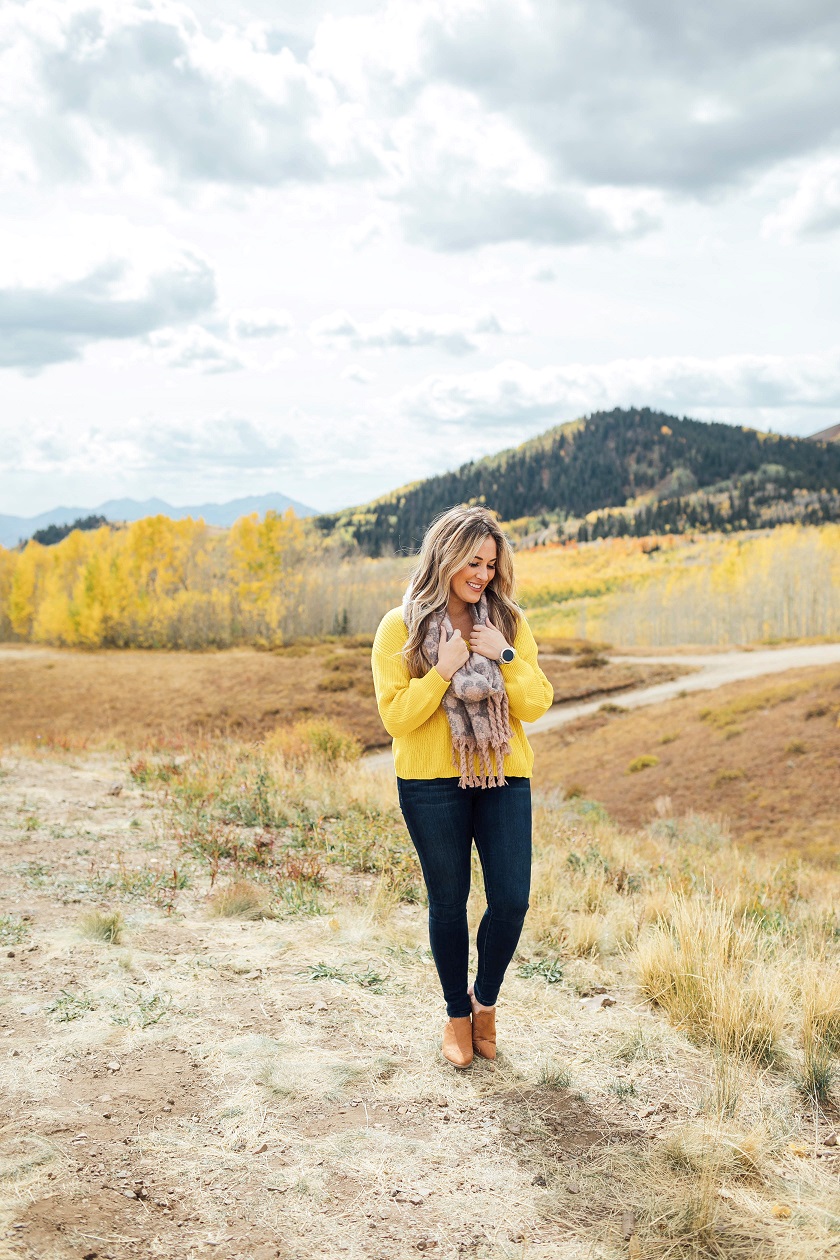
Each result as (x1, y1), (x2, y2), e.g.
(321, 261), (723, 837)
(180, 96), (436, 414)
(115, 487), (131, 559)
(447, 591), (479, 621)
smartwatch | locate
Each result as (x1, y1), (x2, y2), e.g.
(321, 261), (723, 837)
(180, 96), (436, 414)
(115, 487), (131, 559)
(500, 646), (516, 664)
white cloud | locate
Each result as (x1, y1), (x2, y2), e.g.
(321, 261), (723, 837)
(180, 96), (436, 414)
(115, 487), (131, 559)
(1, 412), (303, 476)
(229, 308), (294, 339)
(398, 350), (840, 427)
(145, 325), (244, 373)
(310, 306), (508, 355)
(2, 0), (378, 188)
(0, 219), (215, 370)
(764, 158), (840, 240)
(341, 364), (376, 383)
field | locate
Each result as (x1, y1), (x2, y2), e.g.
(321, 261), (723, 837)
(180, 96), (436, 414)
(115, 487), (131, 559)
(4, 735), (840, 1259)
(0, 643), (686, 751)
(3, 518), (840, 1258)
(532, 664), (840, 863)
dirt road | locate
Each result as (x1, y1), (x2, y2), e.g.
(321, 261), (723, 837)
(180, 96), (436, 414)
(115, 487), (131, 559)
(365, 641), (840, 766)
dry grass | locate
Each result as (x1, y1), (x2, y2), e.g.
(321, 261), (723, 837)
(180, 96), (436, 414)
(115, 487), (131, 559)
(636, 896), (784, 1064)
(2, 736), (840, 1259)
(77, 908), (124, 944)
(533, 662), (840, 860)
(0, 642), (688, 758)
(207, 879), (270, 919)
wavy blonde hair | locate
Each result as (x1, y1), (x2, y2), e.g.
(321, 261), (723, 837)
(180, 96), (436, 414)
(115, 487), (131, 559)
(402, 505), (520, 678)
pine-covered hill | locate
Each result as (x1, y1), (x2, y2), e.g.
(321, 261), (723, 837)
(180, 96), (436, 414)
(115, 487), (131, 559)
(317, 408), (840, 555)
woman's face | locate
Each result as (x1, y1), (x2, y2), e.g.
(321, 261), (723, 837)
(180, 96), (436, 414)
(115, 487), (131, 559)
(449, 535), (497, 606)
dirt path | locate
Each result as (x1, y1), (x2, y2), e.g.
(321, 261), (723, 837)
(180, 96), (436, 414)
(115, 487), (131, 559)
(365, 642), (840, 767)
(525, 642), (840, 736)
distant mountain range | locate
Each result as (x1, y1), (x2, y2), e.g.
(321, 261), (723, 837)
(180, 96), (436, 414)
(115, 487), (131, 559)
(316, 409), (840, 554)
(0, 492), (318, 549)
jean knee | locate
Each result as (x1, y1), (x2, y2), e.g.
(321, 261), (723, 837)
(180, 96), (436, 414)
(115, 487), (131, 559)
(428, 897), (468, 925)
(488, 896), (530, 923)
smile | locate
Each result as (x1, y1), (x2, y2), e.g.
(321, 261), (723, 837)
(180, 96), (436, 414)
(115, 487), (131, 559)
(467, 581), (483, 591)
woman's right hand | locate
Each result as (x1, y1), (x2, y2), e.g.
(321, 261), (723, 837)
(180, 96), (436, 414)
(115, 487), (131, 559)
(435, 625), (469, 681)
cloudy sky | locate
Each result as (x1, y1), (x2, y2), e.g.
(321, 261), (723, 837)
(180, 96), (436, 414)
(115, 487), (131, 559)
(2, 0), (840, 516)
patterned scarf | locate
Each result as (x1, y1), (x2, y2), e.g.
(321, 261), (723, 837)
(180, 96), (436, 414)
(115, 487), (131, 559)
(421, 593), (512, 788)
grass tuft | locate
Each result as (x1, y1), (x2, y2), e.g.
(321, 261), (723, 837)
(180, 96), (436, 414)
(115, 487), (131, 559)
(208, 880), (270, 919)
(78, 908), (124, 944)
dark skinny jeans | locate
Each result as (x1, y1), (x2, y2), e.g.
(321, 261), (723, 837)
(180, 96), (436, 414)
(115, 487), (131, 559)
(397, 776), (532, 1018)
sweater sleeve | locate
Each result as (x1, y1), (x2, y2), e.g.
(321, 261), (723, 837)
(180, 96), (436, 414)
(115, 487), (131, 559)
(371, 611), (451, 739)
(500, 614), (554, 722)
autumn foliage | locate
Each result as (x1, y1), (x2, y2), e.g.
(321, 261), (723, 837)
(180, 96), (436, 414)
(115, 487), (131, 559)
(0, 511), (305, 649)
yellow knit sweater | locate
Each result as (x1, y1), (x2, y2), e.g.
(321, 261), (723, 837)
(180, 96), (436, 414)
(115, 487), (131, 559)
(371, 607), (554, 780)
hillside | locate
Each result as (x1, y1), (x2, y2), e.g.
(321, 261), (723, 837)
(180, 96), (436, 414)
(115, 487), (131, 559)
(809, 421), (840, 442)
(532, 662), (840, 862)
(316, 408), (840, 554)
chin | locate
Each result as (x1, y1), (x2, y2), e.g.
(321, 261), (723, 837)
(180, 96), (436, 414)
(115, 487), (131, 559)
(462, 586), (483, 601)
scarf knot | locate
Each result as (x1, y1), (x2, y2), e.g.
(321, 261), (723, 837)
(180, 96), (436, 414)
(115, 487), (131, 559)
(419, 594), (512, 788)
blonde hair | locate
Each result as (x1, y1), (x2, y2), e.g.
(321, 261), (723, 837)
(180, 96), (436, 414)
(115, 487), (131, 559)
(402, 505), (519, 678)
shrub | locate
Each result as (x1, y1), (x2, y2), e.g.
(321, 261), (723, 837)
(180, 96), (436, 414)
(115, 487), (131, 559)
(79, 910), (123, 944)
(628, 755), (659, 773)
(208, 880), (270, 919)
(266, 719), (360, 766)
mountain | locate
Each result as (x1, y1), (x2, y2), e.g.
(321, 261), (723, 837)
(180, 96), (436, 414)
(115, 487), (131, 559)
(316, 408), (840, 555)
(809, 422), (840, 443)
(0, 492), (318, 549)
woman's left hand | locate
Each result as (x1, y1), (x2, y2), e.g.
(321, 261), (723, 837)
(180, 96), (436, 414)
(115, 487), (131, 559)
(469, 616), (510, 661)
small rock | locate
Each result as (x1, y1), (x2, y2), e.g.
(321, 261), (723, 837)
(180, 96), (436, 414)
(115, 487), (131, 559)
(507, 1123), (521, 1134)
(98, 1094), (112, 1103)
(253, 1143), (268, 1154)
(313, 1001), (329, 1012)
(106, 1061), (121, 1072)
(106, 783), (123, 796)
(123, 1189), (137, 1200)
(532, 1174), (547, 1187)
(102, 1113), (112, 1120)
(578, 994), (617, 1012)
(824, 1132), (838, 1147)
(21, 1003), (41, 1016)
(11, 1049), (20, 1058)
(6, 951), (14, 958)
(622, 1210), (636, 1240)
(567, 1181), (581, 1194)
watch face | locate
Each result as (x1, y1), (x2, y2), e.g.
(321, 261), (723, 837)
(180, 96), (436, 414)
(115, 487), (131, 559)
(501, 648), (514, 662)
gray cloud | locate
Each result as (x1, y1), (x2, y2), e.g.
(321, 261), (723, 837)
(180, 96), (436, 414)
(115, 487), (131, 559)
(421, 0), (840, 198)
(230, 309), (295, 339)
(397, 180), (655, 251)
(19, 3), (376, 188)
(0, 253), (216, 370)
(310, 307), (507, 354)
(398, 350), (840, 428)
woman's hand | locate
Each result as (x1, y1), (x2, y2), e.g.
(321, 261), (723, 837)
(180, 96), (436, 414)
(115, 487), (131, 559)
(469, 616), (510, 661)
(435, 625), (470, 681)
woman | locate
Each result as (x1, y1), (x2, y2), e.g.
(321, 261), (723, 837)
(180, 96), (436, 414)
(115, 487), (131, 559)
(371, 505), (553, 1069)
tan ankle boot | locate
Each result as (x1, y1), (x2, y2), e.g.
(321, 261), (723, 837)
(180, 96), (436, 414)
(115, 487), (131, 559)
(442, 1017), (474, 1069)
(471, 1007), (496, 1060)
